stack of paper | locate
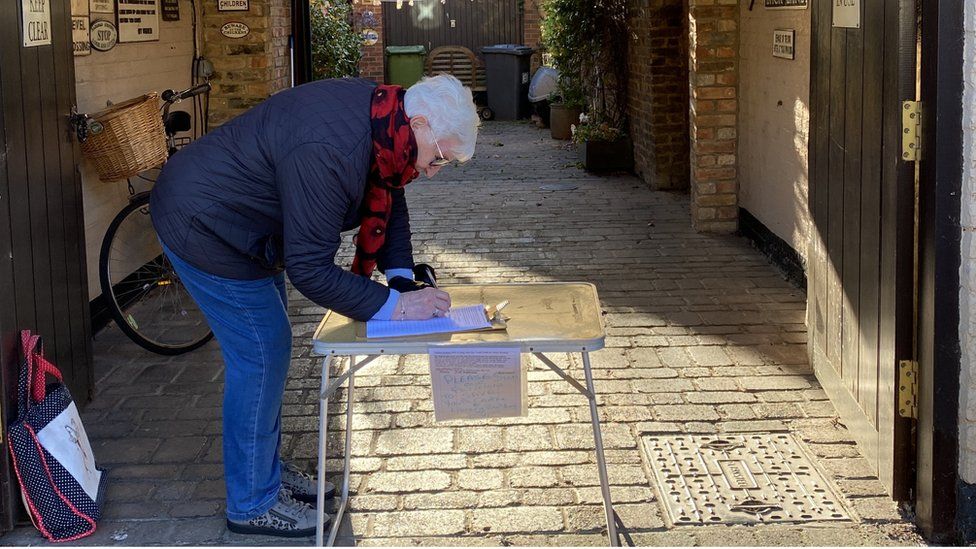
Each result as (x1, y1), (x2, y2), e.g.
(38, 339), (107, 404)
(366, 304), (491, 339)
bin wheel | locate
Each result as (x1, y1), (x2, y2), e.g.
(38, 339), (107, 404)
(479, 107), (494, 121)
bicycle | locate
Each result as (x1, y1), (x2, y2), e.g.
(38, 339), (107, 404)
(77, 83), (214, 355)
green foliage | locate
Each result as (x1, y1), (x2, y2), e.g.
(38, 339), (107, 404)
(540, 0), (629, 134)
(310, 0), (362, 80)
(571, 118), (624, 144)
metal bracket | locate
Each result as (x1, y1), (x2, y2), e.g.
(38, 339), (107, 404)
(898, 360), (918, 419)
(901, 100), (921, 161)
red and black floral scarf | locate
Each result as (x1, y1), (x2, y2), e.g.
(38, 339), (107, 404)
(351, 85), (420, 277)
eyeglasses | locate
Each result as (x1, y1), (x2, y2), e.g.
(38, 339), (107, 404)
(430, 134), (451, 167)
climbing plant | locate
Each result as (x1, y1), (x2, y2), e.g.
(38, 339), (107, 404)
(310, 0), (362, 80)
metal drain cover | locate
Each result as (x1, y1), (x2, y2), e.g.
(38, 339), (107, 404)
(642, 433), (852, 526)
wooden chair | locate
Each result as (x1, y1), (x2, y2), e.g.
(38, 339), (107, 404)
(425, 45), (492, 119)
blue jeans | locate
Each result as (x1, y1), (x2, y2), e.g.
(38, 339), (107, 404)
(162, 242), (291, 521)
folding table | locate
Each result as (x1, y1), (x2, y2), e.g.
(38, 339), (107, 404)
(311, 282), (618, 546)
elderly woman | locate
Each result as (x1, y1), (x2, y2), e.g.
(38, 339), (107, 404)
(150, 75), (479, 537)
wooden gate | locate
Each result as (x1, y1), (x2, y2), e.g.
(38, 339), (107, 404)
(0, 0), (93, 531)
(383, 0), (522, 59)
(807, 0), (916, 499)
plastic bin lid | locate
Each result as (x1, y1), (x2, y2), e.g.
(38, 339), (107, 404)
(385, 45), (427, 55)
(480, 44), (534, 55)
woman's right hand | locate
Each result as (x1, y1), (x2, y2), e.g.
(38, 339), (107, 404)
(394, 287), (451, 320)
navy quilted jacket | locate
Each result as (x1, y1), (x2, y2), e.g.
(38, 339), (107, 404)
(150, 78), (414, 320)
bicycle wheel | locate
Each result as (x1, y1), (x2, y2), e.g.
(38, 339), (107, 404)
(99, 194), (213, 355)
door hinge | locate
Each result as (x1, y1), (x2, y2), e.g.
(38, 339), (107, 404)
(902, 100), (921, 161)
(898, 360), (918, 419)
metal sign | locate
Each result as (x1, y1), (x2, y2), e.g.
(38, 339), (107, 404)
(89, 18), (118, 51)
(22, 0), (53, 47)
(118, 0), (159, 42)
(773, 29), (795, 60)
(90, 0), (113, 13)
(764, 0), (807, 8)
(832, 0), (860, 28)
(220, 21), (250, 38)
(218, 0), (249, 11)
(362, 28), (378, 46)
(73, 16), (91, 55)
(161, 0), (179, 21)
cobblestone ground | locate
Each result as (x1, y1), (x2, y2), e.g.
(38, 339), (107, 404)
(1, 122), (925, 546)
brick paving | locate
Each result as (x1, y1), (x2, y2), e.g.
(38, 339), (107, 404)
(1, 122), (925, 546)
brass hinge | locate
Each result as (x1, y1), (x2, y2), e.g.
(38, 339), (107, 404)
(902, 100), (921, 161)
(898, 360), (918, 419)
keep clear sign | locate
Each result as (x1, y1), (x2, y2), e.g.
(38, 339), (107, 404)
(429, 346), (527, 422)
(23, 0), (52, 47)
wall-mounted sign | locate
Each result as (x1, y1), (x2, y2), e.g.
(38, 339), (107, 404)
(832, 0), (860, 28)
(22, 0), (53, 47)
(73, 16), (91, 55)
(362, 28), (378, 46)
(773, 29), (795, 59)
(161, 0), (179, 21)
(218, 0), (249, 11)
(220, 21), (250, 38)
(90, 0), (113, 13)
(764, 0), (807, 8)
(89, 19), (118, 51)
(118, 0), (159, 42)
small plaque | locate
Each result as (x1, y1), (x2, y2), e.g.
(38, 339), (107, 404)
(90, 0), (114, 13)
(118, 0), (159, 43)
(220, 21), (249, 38)
(832, 0), (860, 28)
(161, 0), (179, 21)
(218, 0), (249, 11)
(362, 28), (378, 46)
(89, 19), (118, 51)
(773, 29), (795, 60)
(764, 0), (807, 8)
(73, 16), (91, 55)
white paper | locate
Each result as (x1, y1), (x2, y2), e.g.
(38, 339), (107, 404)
(118, 0), (159, 42)
(366, 304), (490, 338)
(428, 346), (527, 421)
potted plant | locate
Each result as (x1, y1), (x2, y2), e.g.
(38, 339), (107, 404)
(548, 78), (586, 140)
(572, 114), (633, 172)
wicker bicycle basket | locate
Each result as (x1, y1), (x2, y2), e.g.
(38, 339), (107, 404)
(79, 92), (168, 182)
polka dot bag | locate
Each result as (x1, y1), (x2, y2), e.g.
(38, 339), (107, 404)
(6, 331), (105, 542)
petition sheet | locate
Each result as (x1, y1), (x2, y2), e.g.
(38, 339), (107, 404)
(428, 345), (527, 421)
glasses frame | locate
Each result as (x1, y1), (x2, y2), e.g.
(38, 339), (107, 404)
(430, 134), (451, 167)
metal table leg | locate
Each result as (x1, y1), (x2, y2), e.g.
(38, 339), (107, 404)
(315, 353), (333, 546)
(582, 351), (619, 547)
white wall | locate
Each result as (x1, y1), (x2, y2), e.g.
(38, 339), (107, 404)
(737, 4), (811, 261)
(75, 1), (196, 299)
(958, 0), (976, 484)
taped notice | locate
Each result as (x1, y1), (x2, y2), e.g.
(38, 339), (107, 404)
(429, 346), (527, 421)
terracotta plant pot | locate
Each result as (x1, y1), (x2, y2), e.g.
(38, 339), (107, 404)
(578, 136), (634, 173)
(549, 103), (582, 140)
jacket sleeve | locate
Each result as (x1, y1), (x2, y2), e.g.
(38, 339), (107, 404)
(276, 143), (390, 320)
(376, 187), (415, 274)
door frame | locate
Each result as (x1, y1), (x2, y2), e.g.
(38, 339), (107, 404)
(915, 0), (965, 541)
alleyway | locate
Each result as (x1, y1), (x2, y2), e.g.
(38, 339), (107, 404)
(1, 122), (923, 546)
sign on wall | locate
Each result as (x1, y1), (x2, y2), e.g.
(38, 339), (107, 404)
(773, 29), (795, 60)
(832, 0), (860, 28)
(362, 28), (378, 46)
(118, 0), (159, 42)
(765, 0), (807, 8)
(161, 0), (179, 21)
(90, 18), (118, 50)
(90, 0), (114, 14)
(218, 0), (249, 11)
(71, 0), (91, 55)
(22, 0), (53, 47)
(220, 21), (250, 38)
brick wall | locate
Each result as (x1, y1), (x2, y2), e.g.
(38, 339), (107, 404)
(524, 0), (544, 73)
(203, 0), (292, 126)
(626, 0), (689, 191)
(354, 1), (384, 82)
(687, 0), (738, 233)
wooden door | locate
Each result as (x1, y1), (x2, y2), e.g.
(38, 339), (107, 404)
(383, 0), (523, 59)
(0, 0), (93, 531)
(807, 0), (916, 499)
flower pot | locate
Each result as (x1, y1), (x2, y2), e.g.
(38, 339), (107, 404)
(578, 136), (634, 173)
(549, 103), (581, 140)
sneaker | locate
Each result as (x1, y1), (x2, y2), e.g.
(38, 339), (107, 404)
(226, 488), (330, 538)
(281, 461), (335, 504)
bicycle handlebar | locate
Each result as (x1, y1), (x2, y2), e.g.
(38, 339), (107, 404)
(161, 82), (211, 103)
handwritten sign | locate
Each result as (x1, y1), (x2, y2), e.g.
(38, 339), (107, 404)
(429, 346), (526, 421)
(832, 0), (860, 28)
(118, 0), (159, 43)
(773, 29), (795, 60)
(22, 0), (52, 47)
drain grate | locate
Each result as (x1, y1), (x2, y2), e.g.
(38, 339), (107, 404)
(641, 433), (852, 526)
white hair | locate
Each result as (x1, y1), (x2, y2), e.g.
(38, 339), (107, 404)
(404, 74), (480, 162)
